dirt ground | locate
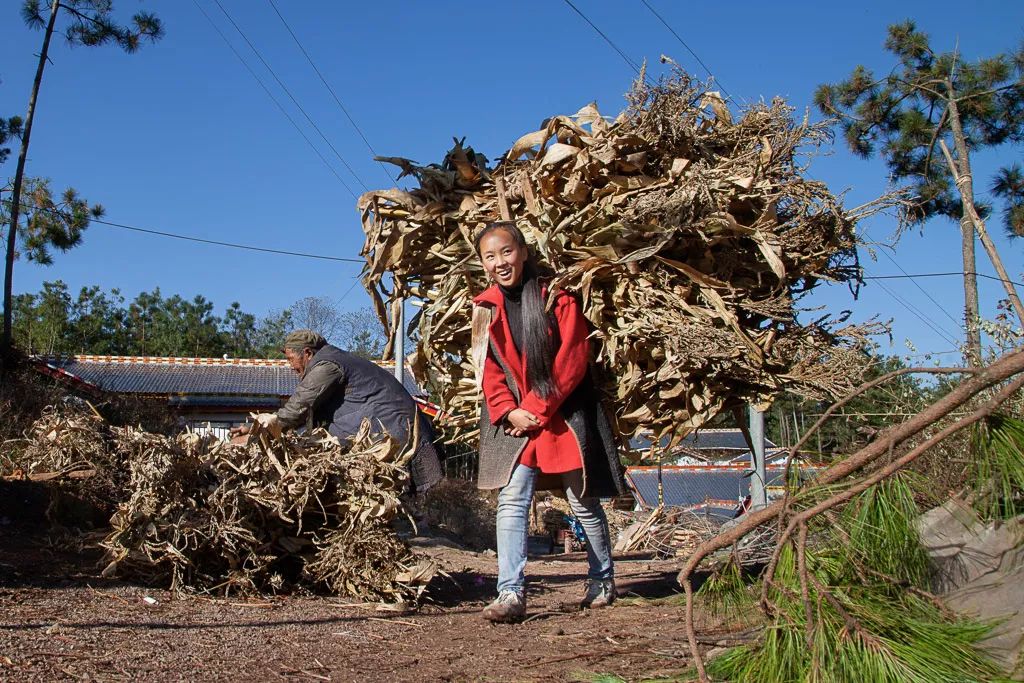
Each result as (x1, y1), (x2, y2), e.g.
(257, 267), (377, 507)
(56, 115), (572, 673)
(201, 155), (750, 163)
(0, 484), (737, 682)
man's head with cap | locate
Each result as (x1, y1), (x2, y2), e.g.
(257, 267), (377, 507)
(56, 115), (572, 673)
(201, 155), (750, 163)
(282, 329), (326, 375)
(283, 329), (326, 352)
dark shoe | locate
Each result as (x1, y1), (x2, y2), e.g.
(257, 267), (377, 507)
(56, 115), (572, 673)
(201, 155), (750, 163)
(580, 578), (616, 609)
(481, 590), (526, 622)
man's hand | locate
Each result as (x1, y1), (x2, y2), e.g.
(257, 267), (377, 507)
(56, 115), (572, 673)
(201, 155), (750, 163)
(504, 408), (540, 437)
(228, 414), (283, 442)
(229, 423), (252, 437)
(229, 421), (254, 445)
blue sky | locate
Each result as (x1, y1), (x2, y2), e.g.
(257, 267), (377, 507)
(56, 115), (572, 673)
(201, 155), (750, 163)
(1, 0), (1022, 361)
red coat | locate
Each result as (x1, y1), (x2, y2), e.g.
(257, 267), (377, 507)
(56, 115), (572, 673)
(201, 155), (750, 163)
(473, 285), (591, 474)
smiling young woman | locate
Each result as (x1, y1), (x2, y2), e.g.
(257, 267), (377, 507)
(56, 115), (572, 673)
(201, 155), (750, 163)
(470, 221), (627, 623)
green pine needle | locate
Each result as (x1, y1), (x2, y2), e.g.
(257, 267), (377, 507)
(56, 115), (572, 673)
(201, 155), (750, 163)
(971, 414), (1024, 520)
(696, 557), (756, 621)
(841, 472), (930, 587)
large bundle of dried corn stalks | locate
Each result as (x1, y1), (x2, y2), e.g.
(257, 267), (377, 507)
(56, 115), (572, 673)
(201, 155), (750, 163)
(359, 70), (890, 450)
(101, 420), (436, 600)
(6, 408), (435, 600)
(618, 505), (773, 564)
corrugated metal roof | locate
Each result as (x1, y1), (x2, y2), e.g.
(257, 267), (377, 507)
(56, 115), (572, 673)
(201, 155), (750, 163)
(724, 448), (791, 465)
(687, 504), (740, 521)
(168, 395), (287, 408)
(679, 428), (778, 450)
(65, 362), (298, 395)
(628, 428), (778, 453)
(626, 467), (746, 509)
(625, 464), (820, 509)
(36, 355), (424, 398)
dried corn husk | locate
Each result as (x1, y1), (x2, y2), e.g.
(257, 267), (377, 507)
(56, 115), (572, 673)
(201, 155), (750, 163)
(359, 70), (891, 453)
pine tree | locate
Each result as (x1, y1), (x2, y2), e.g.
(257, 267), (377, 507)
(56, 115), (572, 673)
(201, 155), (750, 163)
(0, 115), (24, 166)
(8, 177), (104, 265)
(815, 21), (1024, 366)
(223, 302), (258, 357)
(252, 309), (293, 359)
(4, 0), (163, 357)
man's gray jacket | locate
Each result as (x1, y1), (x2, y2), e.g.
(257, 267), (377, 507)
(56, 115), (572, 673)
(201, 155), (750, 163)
(277, 344), (442, 492)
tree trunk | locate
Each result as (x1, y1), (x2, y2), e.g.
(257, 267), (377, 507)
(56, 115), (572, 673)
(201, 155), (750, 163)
(944, 86), (1024, 329)
(3, 0), (60, 358)
(960, 213), (982, 366)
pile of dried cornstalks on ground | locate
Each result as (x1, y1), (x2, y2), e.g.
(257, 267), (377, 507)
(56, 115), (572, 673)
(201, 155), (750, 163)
(616, 505), (775, 565)
(4, 406), (124, 510)
(359, 69), (893, 448)
(5, 409), (435, 601)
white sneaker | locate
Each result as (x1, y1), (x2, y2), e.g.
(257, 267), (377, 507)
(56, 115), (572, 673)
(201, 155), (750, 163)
(482, 590), (526, 622)
(580, 578), (616, 609)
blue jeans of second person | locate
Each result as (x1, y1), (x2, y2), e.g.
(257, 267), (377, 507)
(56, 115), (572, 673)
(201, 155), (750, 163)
(496, 463), (614, 594)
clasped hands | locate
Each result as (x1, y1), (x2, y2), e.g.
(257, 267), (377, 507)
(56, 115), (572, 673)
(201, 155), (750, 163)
(503, 408), (540, 437)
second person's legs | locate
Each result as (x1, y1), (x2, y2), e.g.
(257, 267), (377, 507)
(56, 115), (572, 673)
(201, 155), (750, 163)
(562, 470), (614, 581)
(563, 470), (616, 608)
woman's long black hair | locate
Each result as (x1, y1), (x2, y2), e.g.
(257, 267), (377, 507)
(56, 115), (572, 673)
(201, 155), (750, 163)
(474, 221), (556, 399)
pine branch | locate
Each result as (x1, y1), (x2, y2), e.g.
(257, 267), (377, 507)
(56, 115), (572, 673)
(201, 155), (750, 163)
(956, 83), (1021, 102)
(679, 349), (1024, 681)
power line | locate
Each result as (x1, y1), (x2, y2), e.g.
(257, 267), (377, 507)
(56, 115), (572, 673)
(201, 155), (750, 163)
(92, 216), (365, 263)
(855, 227), (962, 343)
(871, 278), (961, 348)
(191, 0), (357, 198)
(638, 0), (732, 99)
(877, 286), (959, 348)
(338, 273), (364, 303)
(266, 0), (397, 185)
(209, 0), (370, 193)
(857, 224), (965, 333)
(873, 251), (964, 331)
(1, 199), (365, 263)
(864, 271), (1024, 288)
(561, 0), (644, 76)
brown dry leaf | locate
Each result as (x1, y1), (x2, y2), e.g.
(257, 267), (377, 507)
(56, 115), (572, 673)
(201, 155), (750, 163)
(541, 143), (581, 167)
(507, 129), (550, 160)
(699, 90), (733, 125)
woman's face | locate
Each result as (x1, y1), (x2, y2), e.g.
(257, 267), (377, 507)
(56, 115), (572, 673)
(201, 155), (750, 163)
(478, 228), (527, 287)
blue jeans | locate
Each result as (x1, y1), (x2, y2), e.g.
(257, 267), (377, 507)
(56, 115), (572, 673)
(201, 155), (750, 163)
(496, 464), (614, 593)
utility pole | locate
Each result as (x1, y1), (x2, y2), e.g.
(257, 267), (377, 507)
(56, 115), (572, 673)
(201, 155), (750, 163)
(748, 406), (768, 510)
(394, 297), (404, 384)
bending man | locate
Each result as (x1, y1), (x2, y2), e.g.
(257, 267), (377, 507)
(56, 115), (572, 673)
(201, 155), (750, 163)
(231, 329), (443, 493)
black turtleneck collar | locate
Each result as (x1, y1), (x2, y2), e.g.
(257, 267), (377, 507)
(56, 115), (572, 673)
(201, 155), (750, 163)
(499, 281), (524, 303)
(499, 282), (525, 353)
